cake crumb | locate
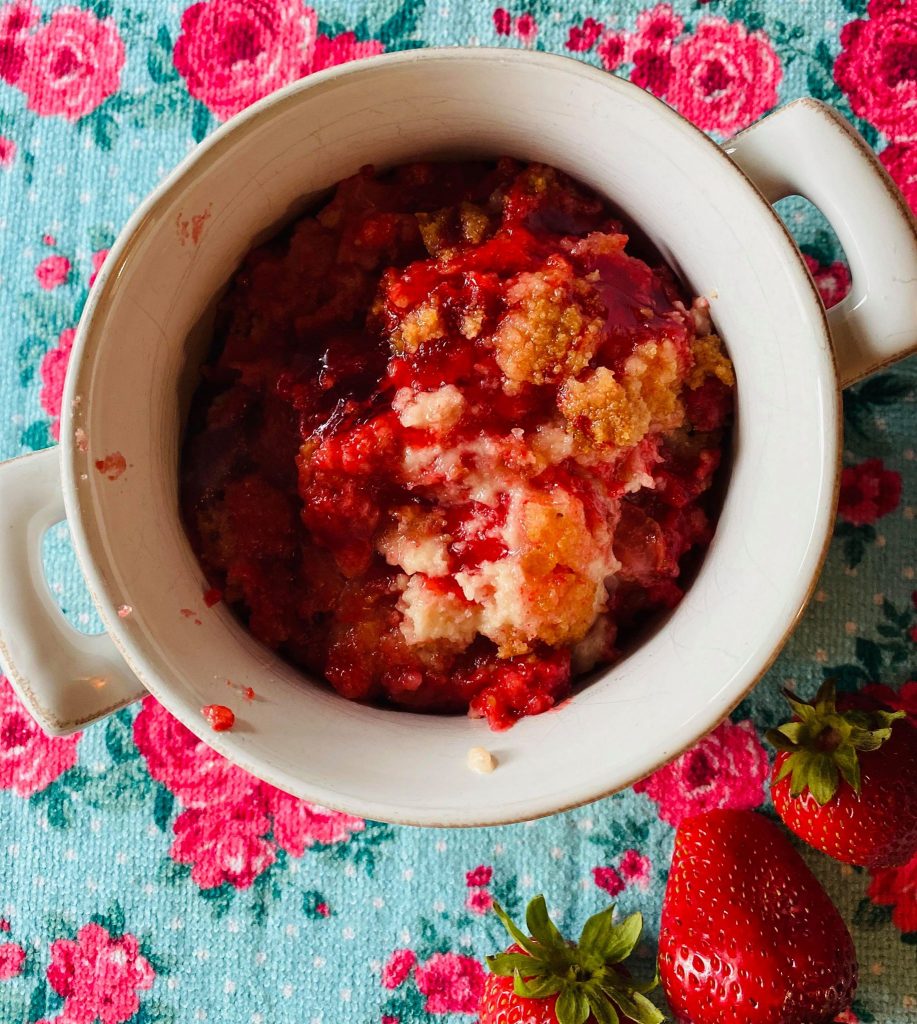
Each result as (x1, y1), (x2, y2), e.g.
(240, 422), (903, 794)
(467, 746), (497, 774)
(74, 427), (88, 452)
(116, 604), (132, 618)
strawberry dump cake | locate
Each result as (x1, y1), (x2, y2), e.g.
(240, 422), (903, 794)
(181, 160), (735, 730)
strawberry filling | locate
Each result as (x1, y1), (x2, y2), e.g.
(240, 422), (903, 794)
(182, 160), (735, 730)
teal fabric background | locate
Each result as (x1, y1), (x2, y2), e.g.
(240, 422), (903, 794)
(0, 1), (915, 1021)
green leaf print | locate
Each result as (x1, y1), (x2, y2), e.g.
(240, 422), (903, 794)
(152, 785), (176, 832)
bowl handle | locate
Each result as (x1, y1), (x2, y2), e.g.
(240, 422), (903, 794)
(0, 446), (146, 735)
(724, 98), (917, 388)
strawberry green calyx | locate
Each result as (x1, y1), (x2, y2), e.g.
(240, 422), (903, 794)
(486, 895), (664, 1024)
(766, 680), (906, 805)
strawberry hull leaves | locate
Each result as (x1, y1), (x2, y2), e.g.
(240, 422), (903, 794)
(481, 895), (663, 1024)
(769, 682), (917, 869)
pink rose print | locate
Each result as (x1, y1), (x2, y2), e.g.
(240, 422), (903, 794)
(668, 17), (781, 135)
(0, 134), (15, 167)
(837, 458), (902, 526)
(381, 948), (417, 989)
(173, 0), (318, 122)
(135, 697), (366, 889)
(881, 142), (917, 214)
(40, 326), (75, 440)
(868, 848), (917, 933)
(597, 30), (626, 72)
(633, 718), (769, 827)
(0, 942), (25, 980)
(34, 253), (70, 290)
(134, 696), (258, 807)
(262, 782), (365, 856)
(89, 247), (109, 286)
(803, 254), (852, 309)
(836, 0), (917, 143)
(593, 865), (625, 897)
(17, 7), (125, 122)
(414, 952), (485, 1014)
(628, 2), (683, 95)
(566, 17), (603, 53)
(0, 0), (37, 85)
(171, 799), (277, 889)
(631, 2), (683, 51)
(305, 31), (383, 75)
(466, 888), (494, 915)
(514, 13), (537, 47)
(47, 923), (154, 1024)
(0, 676), (79, 797)
(618, 848), (651, 889)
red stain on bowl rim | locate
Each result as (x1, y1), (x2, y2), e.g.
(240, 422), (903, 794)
(94, 452), (126, 480)
(176, 204), (212, 246)
(180, 608), (203, 625)
(225, 679), (256, 700)
(203, 587), (223, 607)
(201, 704), (235, 731)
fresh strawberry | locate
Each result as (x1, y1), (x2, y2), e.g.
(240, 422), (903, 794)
(767, 680), (917, 868)
(480, 894), (664, 1024)
(659, 809), (857, 1024)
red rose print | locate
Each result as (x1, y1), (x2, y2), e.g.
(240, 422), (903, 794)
(47, 923), (154, 1024)
(837, 458), (902, 525)
(414, 952), (485, 1014)
(633, 718), (769, 826)
(0, 942), (25, 980)
(881, 142), (917, 214)
(34, 254), (70, 290)
(836, 0), (917, 143)
(566, 17), (603, 53)
(18, 7), (125, 121)
(628, 0), (683, 91)
(0, 135), (15, 168)
(134, 696), (259, 808)
(861, 681), (917, 721)
(868, 848), (917, 933)
(173, 0), (318, 122)
(593, 865), (625, 896)
(0, 677), (79, 797)
(597, 30), (626, 72)
(262, 782), (365, 855)
(803, 254), (852, 309)
(632, 49), (674, 95)
(0, 0), (37, 85)
(40, 326), (74, 440)
(492, 7), (510, 36)
(465, 864), (493, 887)
(381, 948), (416, 989)
(305, 30), (383, 75)
(171, 799), (277, 889)
(668, 17), (781, 134)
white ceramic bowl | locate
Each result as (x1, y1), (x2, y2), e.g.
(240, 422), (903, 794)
(1, 50), (915, 827)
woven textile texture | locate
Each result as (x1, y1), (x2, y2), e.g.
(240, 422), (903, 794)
(1, 1), (916, 1021)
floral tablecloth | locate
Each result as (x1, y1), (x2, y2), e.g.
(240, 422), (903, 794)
(0, 1), (915, 1021)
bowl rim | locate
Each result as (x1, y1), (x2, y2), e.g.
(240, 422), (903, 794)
(60, 47), (840, 826)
